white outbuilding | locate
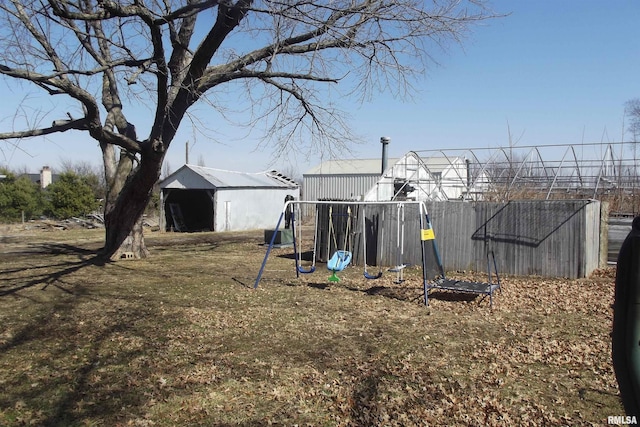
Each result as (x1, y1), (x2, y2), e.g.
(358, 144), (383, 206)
(158, 165), (299, 232)
(364, 151), (486, 201)
(303, 151), (486, 204)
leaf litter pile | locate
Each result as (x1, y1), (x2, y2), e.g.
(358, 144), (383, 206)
(0, 226), (624, 426)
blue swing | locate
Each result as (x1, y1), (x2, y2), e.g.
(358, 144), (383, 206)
(328, 250), (352, 271)
(326, 205), (353, 282)
(327, 250), (352, 282)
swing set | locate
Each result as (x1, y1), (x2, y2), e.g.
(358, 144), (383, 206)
(290, 202), (409, 283)
(361, 203), (409, 284)
(291, 204), (353, 281)
(255, 201), (434, 301)
(254, 200), (501, 308)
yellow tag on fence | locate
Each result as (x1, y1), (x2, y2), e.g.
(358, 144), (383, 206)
(421, 229), (435, 241)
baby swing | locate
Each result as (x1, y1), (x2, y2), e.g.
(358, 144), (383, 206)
(326, 205), (352, 282)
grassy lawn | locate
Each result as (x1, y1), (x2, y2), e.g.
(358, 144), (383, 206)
(0, 224), (623, 426)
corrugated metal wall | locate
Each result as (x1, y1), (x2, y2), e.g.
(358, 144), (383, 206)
(608, 216), (633, 263)
(459, 200), (600, 278)
(317, 200), (601, 279)
(439, 200), (601, 278)
(303, 174), (380, 202)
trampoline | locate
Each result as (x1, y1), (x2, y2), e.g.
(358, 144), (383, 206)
(426, 250), (501, 308)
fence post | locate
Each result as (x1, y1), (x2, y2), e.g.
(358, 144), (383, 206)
(600, 201), (609, 268)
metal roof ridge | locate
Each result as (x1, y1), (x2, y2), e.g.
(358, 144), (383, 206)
(186, 164), (268, 175)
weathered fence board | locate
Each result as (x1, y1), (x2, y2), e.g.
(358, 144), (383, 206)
(608, 216), (633, 264)
(316, 200), (601, 279)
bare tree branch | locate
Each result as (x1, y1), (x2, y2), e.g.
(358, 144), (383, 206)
(0, 118), (88, 139)
(626, 98), (640, 142)
(0, 0), (496, 257)
(1, 0), (494, 154)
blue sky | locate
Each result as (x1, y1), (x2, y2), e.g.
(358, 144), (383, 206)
(1, 0), (639, 178)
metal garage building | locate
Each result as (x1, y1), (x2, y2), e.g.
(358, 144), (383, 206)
(159, 165), (299, 232)
(302, 157), (399, 202)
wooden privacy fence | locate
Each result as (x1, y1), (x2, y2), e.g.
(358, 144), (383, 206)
(314, 202), (444, 281)
(317, 199), (602, 279)
(425, 200), (602, 279)
(608, 216), (633, 264)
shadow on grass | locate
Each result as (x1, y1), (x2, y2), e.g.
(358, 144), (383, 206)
(348, 367), (444, 424)
(351, 373), (381, 421)
(277, 277), (427, 304)
(16, 242), (97, 257)
(340, 283), (424, 304)
(231, 277), (255, 289)
(276, 250), (314, 261)
(37, 320), (147, 426)
(426, 290), (480, 303)
(0, 283), (188, 426)
(0, 243), (106, 297)
(286, 275), (489, 306)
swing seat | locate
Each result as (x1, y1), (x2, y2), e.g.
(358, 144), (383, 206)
(388, 264), (407, 273)
(327, 250), (352, 272)
(297, 265), (316, 274)
(364, 271), (383, 280)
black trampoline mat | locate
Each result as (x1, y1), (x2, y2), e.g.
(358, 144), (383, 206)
(431, 279), (499, 294)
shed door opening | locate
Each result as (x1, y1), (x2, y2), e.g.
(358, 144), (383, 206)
(164, 189), (214, 232)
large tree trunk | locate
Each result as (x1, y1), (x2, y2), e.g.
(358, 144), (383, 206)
(101, 153), (163, 261)
(104, 203), (150, 261)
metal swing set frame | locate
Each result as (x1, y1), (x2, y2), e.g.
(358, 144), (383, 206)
(254, 200), (501, 307)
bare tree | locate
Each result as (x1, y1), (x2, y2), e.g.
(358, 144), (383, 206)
(626, 98), (640, 142)
(0, 0), (493, 260)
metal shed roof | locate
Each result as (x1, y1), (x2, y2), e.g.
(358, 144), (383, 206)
(159, 164), (299, 190)
(304, 158), (401, 175)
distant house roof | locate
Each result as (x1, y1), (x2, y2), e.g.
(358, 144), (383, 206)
(304, 158), (401, 175)
(159, 164), (299, 190)
(20, 172), (60, 188)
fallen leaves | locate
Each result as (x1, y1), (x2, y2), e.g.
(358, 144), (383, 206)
(0, 229), (623, 426)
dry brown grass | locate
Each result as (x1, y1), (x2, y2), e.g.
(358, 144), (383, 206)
(0, 223), (624, 426)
